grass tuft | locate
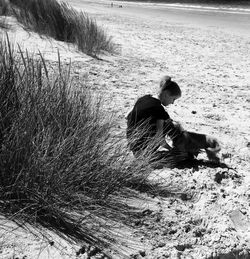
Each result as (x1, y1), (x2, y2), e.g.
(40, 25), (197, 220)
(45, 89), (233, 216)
(0, 35), (157, 254)
(3, 0), (115, 56)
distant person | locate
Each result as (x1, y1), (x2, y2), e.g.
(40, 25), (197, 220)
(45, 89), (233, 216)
(126, 76), (221, 166)
(111, 2), (113, 7)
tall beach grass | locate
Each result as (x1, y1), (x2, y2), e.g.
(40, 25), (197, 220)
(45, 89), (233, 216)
(0, 0), (115, 56)
(0, 34), (162, 255)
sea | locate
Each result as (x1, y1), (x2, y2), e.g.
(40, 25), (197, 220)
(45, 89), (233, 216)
(114, 0), (250, 15)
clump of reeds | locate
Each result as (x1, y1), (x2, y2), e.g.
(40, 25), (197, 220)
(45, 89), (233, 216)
(0, 35), (157, 254)
(3, 0), (115, 56)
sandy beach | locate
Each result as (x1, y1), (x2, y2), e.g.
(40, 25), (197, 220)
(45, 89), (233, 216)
(66, 0), (250, 142)
(1, 0), (250, 258)
(65, 1), (250, 257)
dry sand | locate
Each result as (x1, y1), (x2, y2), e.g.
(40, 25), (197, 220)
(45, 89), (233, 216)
(1, 0), (250, 258)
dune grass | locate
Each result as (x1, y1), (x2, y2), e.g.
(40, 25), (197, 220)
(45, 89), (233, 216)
(0, 0), (115, 56)
(0, 35), (161, 255)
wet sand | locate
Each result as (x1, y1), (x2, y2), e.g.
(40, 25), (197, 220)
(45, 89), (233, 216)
(68, 0), (250, 37)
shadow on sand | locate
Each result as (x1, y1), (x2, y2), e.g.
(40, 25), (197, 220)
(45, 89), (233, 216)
(206, 249), (250, 259)
(131, 159), (239, 200)
(164, 158), (235, 171)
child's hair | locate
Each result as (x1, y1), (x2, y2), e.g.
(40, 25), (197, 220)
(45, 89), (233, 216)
(160, 76), (181, 96)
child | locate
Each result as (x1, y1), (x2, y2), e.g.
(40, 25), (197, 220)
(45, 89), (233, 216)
(126, 76), (220, 166)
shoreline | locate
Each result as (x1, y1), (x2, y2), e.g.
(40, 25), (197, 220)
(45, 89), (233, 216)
(114, 0), (250, 8)
(134, 3), (250, 16)
(70, 0), (250, 37)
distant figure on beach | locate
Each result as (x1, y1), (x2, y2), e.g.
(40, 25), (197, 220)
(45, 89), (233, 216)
(111, 2), (113, 7)
(126, 76), (221, 167)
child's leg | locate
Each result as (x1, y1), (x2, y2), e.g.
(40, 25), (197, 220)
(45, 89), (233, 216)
(173, 131), (221, 161)
(149, 149), (194, 169)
